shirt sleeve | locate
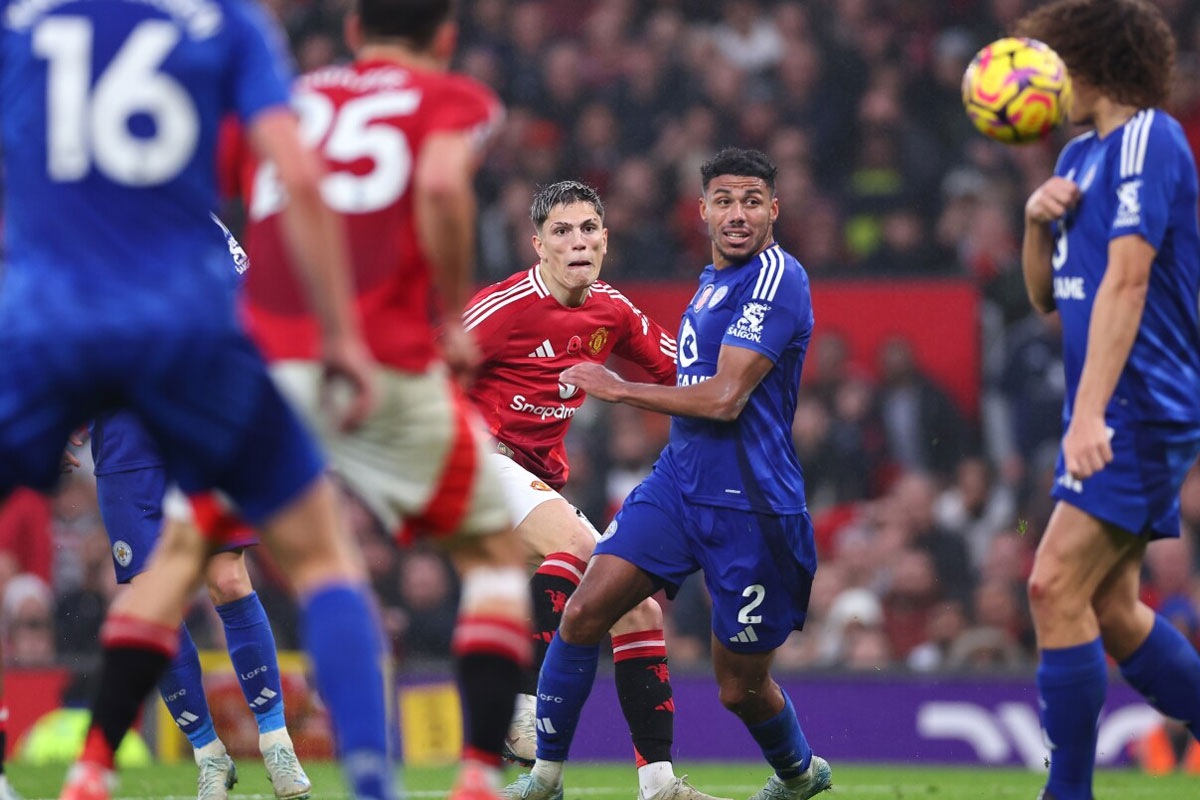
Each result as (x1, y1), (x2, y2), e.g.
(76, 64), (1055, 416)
(1109, 112), (1176, 250)
(463, 284), (519, 363)
(721, 262), (812, 363)
(611, 294), (678, 385)
(223, 1), (294, 122)
(423, 77), (505, 153)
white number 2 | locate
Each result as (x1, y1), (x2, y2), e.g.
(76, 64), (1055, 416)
(738, 584), (765, 625)
(34, 17), (198, 185)
(249, 89), (421, 220)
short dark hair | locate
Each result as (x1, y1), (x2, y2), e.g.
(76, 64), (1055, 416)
(700, 148), (778, 194)
(358, 0), (455, 49)
(1014, 0), (1174, 109)
(530, 181), (605, 231)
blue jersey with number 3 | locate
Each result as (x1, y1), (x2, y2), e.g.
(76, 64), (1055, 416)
(0, 0), (291, 336)
(1051, 109), (1200, 430)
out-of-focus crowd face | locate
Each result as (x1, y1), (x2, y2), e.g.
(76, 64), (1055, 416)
(5, 0), (1200, 671)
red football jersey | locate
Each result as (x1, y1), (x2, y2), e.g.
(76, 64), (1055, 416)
(235, 59), (503, 370)
(465, 266), (678, 488)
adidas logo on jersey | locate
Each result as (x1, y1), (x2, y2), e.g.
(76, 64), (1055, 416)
(528, 339), (556, 358)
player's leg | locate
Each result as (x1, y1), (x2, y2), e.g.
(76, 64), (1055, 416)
(203, 545), (310, 800)
(64, 506), (210, 800)
(1027, 502), (1139, 800)
(1094, 542), (1200, 742)
(711, 641), (830, 800)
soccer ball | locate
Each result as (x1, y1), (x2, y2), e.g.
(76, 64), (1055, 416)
(962, 37), (1073, 145)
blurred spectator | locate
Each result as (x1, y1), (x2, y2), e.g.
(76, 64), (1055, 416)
(890, 471), (974, 607)
(395, 549), (459, 660)
(55, 527), (116, 662)
(0, 488), (52, 584)
(881, 548), (939, 660)
(3, 574), (55, 666)
(944, 626), (1025, 671)
(934, 456), (1016, 570)
(877, 337), (968, 478)
(908, 599), (969, 672)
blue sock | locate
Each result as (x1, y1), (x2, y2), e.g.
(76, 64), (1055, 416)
(1120, 614), (1200, 740)
(158, 625), (218, 750)
(302, 583), (394, 800)
(535, 636), (600, 762)
(1038, 638), (1106, 800)
(217, 592), (286, 735)
(746, 691), (812, 780)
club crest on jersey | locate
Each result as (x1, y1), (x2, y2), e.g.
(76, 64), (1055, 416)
(567, 336), (583, 354)
(709, 285), (729, 308)
(589, 327), (609, 354)
(559, 381), (578, 399)
(728, 302), (769, 343)
(694, 284), (714, 311)
(1115, 180), (1142, 227)
(112, 540), (133, 568)
(497, 441), (516, 458)
(530, 480), (553, 492)
(599, 520), (618, 542)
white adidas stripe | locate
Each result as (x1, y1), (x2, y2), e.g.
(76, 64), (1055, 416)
(1133, 109), (1154, 176)
(752, 247), (784, 301)
(463, 278), (532, 327)
(1121, 110), (1155, 178)
(465, 285), (537, 331)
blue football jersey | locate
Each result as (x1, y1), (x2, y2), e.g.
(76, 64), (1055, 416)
(656, 243), (813, 514)
(0, 0), (290, 337)
(1051, 109), (1200, 430)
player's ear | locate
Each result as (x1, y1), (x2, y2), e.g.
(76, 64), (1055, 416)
(532, 233), (544, 261)
(698, 194), (708, 223)
(770, 195), (779, 224)
(600, 226), (609, 255)
(344, 13), (362, 52)
(432, 20), (458, 64)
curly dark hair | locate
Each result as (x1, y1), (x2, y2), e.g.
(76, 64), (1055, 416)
(700, 148), (778, 194)
(1014, 0), (1174, 109)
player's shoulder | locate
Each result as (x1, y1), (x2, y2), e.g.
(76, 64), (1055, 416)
(414, 69), (502, 118)
(590, 280), (644, 315)
(1108, 108), (1189, 178)
(741, 244), (810, 303)
(463, 265), (549, 331)
(1057, 130), (1097, 170)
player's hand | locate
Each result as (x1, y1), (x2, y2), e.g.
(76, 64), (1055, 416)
(1026, 176), (1081, 224)
(1062, 413), (1113, 481)
(440, 320), (481, 386)
(60, 430), (88, 473)
(321, 334), (378, 432)
(559, 362), (625, 402)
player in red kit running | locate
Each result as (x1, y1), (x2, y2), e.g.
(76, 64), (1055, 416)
(466, 182), (730, 800)
(226, 2), (531, 798)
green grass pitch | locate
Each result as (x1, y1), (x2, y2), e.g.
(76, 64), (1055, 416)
(6, 761), (1197, 799)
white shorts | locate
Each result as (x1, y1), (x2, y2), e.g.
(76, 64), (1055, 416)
(270, 360), (510, 540)
(490, 453), (601, 539)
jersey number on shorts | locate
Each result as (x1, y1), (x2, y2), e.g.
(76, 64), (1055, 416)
(738, 584), (765, 625)
(34, 18), (199, 185)
(250, 90), (422, 220)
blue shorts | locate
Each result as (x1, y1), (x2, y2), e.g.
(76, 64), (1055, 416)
(0, 327), (322, 525)
(1052, 421), (1200, 539)
(595, 468), (817, 653)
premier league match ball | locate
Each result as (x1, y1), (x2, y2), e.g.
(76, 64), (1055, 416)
(961, 37), (1072, 145)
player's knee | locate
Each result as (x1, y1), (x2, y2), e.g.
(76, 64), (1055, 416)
(206, 564), (252, 606)
(1027, 566), (1085, 621)
(558, 593), (609, 645)
(716, 675), (767, 717)
(612, 596), (663, 635)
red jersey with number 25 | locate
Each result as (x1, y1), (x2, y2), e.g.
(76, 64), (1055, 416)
(465, 266), (678, 489)
(236, 60), (503, 370)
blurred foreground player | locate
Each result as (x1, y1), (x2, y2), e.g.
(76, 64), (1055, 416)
(0, 2), (393, 800)
(83, 221), (309, 800)
(465, 181), (724, 800)
(1016, 2), (1200, 799)
(231, 1), (531, 796)
(503, 150), (831, 800)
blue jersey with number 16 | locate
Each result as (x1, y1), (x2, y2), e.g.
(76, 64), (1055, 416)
(0, 0), (292, 336)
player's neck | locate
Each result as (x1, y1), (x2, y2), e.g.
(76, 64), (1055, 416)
(1092, 97), (1141, 140)
(356, 44), (446, 72)
(537, 263), (590, 307)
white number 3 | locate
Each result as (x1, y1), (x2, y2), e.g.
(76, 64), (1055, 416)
(737, 584), (765, 625)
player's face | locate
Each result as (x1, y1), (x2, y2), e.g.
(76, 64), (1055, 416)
(533, 201), (608, 296)
(700, 176), (779, 268)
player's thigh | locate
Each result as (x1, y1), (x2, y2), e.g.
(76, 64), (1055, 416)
(699, 509), (817, 654)
(95, 466), (168, 583)
(271, 360), (510, 544)
(519, 505), (597, 570)
(131, 334), (324, 526)
(120, 514), (210, 627)
(1030, 501), (1141, 608)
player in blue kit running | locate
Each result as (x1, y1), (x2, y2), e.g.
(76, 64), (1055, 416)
(0, 3), (393, 800)
(80, 219), (310, 800)
(502, 149), (831, 800)
(1016, 2), (1200, 799)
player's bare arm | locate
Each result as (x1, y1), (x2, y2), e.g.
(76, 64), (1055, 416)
(1063, 233), (1155, 480)
(560, 343), (772, 422)
(1022, 176), (1080, 313)
(249, 108), (377, 430)
(416, 130), (482, 381)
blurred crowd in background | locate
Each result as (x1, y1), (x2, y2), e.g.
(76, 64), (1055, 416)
(4, 0), (1200, 675)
